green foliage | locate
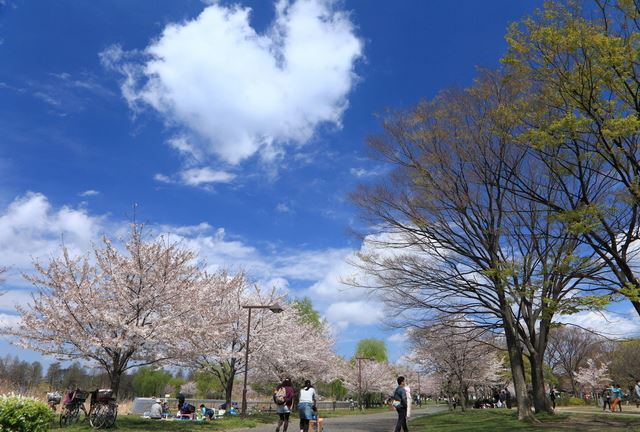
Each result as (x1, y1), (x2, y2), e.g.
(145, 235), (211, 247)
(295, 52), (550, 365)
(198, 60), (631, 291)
(315, 379), (348, 401)
(556, 396), (586, 407)
(609, 339), (640, 390)
(354, 339), (388, 363)
(132, 367), (173, 397)
(0, 395), (53, 432)
(195, 371), (223, 398)
(291, 297), (323, 329)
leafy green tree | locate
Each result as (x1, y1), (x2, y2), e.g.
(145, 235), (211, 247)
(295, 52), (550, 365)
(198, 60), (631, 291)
(131, 367), (173, 397)
(354, 339), (388, 363)
(504, 0), (640, 317)
(195, 370), (223, 398)
(292, 297), (323, 329)
(609, 340), (640, 391)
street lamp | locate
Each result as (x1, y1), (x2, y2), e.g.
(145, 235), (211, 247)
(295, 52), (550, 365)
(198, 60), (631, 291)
(240, 304), (284, 418)
(355, 357), (374, 411)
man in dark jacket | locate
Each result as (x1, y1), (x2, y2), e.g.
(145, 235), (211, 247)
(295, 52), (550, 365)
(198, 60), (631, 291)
(393, 376), (409, 432)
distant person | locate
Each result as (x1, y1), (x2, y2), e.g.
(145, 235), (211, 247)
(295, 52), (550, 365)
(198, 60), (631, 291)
(298, 379), (316, 432)
(602, 388), (611, 411)
(199, 404), (215, 420)
(393, 376), (409, 432)
(611, 384), (623, 412)
(149, 399), (163, 419)
(404, 380), (412, 419)
(635, 379), (640, 408)
(273, 377), (294, 432)
(549, 387), (557, 410)
(177, 393), (185, 411)
(505, 388), (512, 409)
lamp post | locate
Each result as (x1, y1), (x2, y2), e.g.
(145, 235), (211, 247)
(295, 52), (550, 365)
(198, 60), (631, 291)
(355, 357), (374, 411)
(241, 304), (284, 418)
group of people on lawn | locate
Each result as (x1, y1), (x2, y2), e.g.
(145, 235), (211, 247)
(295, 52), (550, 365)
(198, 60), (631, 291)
(548, 379), (640, 412)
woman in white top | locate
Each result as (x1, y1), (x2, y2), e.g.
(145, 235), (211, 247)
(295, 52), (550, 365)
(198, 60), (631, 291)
(404, 384), (412, 419)
(298, 379), (316, 432)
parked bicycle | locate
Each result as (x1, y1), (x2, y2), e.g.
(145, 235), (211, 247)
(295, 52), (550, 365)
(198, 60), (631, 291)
(88, 388), (118, 429)
(59, 389), (88, 427)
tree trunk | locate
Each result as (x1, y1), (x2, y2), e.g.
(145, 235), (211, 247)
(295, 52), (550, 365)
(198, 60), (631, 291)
(110, 370), (121, 399)
(529, 353), (552, 414)
(225, 374), (235, 406)
(503, 315), (536, 422)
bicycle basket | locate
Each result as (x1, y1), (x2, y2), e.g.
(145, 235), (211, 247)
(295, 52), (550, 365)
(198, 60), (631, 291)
(96, 389), (114, 401)
(47, 392), (61, 404)
(73, 390), (88, 403)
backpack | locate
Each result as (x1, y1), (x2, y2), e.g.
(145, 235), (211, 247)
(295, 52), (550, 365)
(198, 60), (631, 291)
(274, 387), (287, 405)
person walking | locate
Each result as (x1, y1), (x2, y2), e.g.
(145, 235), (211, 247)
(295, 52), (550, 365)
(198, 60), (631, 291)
(393, 376), (409, 432)
(549, 386), (557, 410)
(602, 388), (611, 412)
(404, 380), (412, 420)
(610, 384), (623, 412)
(273, 378), (294, 432)
(298, 379), (316, 432)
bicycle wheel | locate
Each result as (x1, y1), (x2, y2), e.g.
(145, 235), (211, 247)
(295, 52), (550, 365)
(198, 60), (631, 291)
(70, 406), (81, 424)
(104, 403), (117, 428)
(59, 410), (69, 427)
(89, 404), (107, 429)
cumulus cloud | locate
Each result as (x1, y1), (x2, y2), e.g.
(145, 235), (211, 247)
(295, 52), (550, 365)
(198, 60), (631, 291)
(0, 192), (105, 273)
(325, 300), (385, 326)
(102, 0), (363, 167)
(556, 309), (640, 339)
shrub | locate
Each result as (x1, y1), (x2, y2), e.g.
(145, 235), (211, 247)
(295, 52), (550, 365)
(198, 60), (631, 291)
(556, 396), (586, 407)
(0, 394), (53, 432)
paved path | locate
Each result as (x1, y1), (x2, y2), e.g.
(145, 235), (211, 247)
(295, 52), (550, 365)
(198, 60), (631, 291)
(233, 406), (446, 432)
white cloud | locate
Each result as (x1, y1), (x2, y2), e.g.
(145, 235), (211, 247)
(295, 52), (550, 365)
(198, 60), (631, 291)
(387, 331), (409, 344)
(556, 310), (640, 339)
(79, 190), (100, 197)
(103, 0), (363, 166)
(0, 290), (33, 310)
(0, 312), (20, 330)
(0, 192), (105, 272)
(325, 300), (385, 326)
(275, 203), (290, 213)
(154, 173), (172, 184)
(180, 167), (236, 186)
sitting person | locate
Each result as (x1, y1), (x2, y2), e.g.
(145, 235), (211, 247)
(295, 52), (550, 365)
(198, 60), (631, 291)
(149, 399), (163, 419)
(199, 404), (215, 420)
(178, 401), (196, 419)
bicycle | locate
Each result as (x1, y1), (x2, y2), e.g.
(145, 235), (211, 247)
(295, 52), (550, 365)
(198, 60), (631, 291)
(88, 389), (118, 429)
(59, 390), (88, 427)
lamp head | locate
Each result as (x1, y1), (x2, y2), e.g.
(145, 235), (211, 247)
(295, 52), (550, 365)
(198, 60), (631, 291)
(269, 303), (284, 313)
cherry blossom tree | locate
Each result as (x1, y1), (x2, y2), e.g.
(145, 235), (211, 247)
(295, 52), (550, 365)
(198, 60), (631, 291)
(250, 306), (341, 385)
(7, 223), (219, 396)
(176, 276), (341, 405)
(574, 359), (611, 397)
(342, 359), (395, 396)
(408, 317), (504, 411)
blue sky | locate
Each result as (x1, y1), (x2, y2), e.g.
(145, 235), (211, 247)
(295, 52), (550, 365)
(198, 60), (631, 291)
(11, 0), (633, 366)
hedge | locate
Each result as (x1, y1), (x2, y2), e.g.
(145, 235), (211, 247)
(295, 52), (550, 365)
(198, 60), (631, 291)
(0, 394), (53, 432)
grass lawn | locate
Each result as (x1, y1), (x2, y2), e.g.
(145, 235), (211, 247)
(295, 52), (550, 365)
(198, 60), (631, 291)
(48, 414), (275, 431)
(410, 408), (640, 431)
(46, 407), (390, 431)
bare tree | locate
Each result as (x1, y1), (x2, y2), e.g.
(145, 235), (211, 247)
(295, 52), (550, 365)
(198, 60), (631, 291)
(350, 72), (604, 418)
(545, 326), (607, 394)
